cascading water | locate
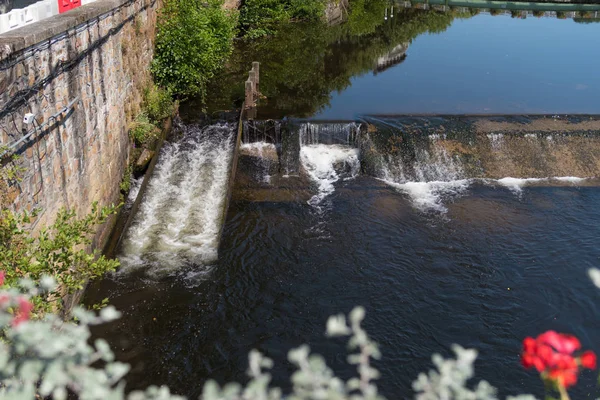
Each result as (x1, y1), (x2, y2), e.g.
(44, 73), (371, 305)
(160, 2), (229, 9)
(240, 142), (278, 184)
(240, 121), (362, 205)
(118, 123), (235, 275)
(240, 117), (596, 212)
(298, 123), (361, 206)
(376, 133), (470, 212)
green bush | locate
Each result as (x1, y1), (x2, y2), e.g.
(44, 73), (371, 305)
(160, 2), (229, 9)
(129, 114), (159, 147)
(151, 0), (237, 99)
(0, 204), (119, 314)
(143, 85), (176, 123)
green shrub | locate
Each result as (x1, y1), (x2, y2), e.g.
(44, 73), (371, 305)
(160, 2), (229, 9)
(0, 204), (119, 314)
(120, 165), (133, 195)
(129, 114), (159, 147)
(151, 0), (237, 99)
(0, 151), (24, 209)
(143, 85), (176, 123)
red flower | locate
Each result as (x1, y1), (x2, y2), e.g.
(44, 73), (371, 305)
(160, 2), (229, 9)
(0, 271), (5, 286)
(12, 297), (33, 327)
(538, 331), (581, 354)
(521, 331), (596, 389)
(580, 351), (597, 369)
(549, 368), (578, 388)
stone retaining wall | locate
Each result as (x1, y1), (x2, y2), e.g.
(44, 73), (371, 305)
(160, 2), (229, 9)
(0, 0), (159, 247)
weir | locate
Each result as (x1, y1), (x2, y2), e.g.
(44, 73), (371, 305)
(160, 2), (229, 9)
(110, 114), (600, 274)
(240, 115), (600, 211)
(113, 114), (600, 275)
(115, 121), (238, 276)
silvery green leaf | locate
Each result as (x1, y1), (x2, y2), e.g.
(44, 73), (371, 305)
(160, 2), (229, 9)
(72, 307), (94, 324)
(260, 356), (273, 369)
(95, 339), (114, 362)
(268, 387), (282, 400)
(222, 382), (242, 397)
(326, 314), (350, 337)
(349, 307), (365, 325)
(589, 268), (600, 289)
(307, 354), (326, 371)
(346, 377), (361, 390)
(99, 306), (122, 322)
(106, 362), (130, 381)
(39, 276), (57, 291)
(347, 354), (361, 365)
(52, 386), (67, 400)
(18, 278), (35, 291)
(202, 380), (221, 400)
(288, 345), (310, 365)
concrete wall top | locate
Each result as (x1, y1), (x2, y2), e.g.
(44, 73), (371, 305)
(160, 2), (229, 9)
(0, 0), (124, 59)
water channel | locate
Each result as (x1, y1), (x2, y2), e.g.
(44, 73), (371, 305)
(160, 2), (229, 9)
(86, 5), (600, 399)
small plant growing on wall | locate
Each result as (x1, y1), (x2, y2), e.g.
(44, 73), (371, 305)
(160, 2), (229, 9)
(143, 84), (176, 124)
(129, 114), (160, 147)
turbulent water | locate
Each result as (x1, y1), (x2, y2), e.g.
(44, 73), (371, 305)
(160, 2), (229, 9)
(117, 123), (235, 275)
(86, 117), (600, 400)
(239, 119), (600, 212)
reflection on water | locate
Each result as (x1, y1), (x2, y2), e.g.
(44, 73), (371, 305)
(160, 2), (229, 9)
(192, 6), (463, 119)
(191, 3), (600, 120)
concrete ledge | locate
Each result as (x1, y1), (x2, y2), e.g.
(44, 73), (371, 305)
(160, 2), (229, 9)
(0, 0), (125, 59)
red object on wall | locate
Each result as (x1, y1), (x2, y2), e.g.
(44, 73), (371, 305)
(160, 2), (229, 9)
(58, 0), (81, 13)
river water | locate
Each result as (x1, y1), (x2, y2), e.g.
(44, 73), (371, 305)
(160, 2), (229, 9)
(87, 6), (600, 400)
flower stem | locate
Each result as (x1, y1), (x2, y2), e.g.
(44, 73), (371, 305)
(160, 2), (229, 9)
(557, 383), (571, 400)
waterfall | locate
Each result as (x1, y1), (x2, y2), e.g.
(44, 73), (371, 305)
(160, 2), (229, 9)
(240, 142), (278, 184)
(300, 144), (360, 206)
(298, 122), (360, 145)
(241, 121), (362, 205)
(118, 123), (236, 275)
(240, 117), (596, 212)
(298, 122), (361, 205)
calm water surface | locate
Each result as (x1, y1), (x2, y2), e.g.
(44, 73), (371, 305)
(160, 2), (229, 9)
(195, 9), (600, 120)
(318, 15), (600, 118)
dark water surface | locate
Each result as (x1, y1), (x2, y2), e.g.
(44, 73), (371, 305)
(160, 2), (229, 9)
(87, 174), (600, 398)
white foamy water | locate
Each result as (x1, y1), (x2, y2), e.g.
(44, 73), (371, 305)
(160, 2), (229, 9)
(497, 177), (545, 193)
(497, 176), (587, 193)
(554, 176), (586, 183)
(118, 123), (235, 275)
(384, 179), (471, 212)
(300, 144), (360, 206)
(127, 176), (143, 204)
(377, 136), (468, 212)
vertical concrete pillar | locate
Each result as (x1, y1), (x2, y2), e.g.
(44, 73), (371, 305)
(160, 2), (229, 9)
(245, 80), (253, 108)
